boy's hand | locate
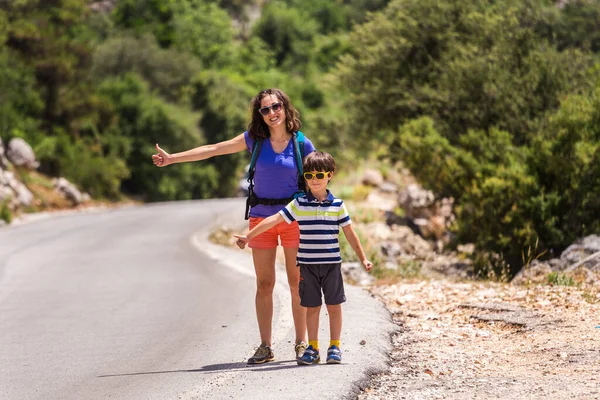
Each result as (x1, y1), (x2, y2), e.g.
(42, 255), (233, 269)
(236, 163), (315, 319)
(362, 259), (373, 272)
(152, 144), (172, 167)
(233, 234), (249, 249)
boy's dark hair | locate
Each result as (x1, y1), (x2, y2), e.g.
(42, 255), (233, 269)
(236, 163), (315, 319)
(303, 151), (335, 173)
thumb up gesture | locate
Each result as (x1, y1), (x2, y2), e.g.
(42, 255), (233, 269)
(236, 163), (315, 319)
(152, 144), (172, 167)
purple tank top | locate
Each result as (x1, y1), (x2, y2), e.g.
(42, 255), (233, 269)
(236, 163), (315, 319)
(244, 131), (315, 218)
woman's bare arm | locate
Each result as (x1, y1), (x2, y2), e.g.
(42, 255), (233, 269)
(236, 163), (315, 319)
(153, 133), (247, 167)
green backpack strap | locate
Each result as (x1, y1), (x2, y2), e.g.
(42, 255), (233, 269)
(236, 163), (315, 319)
(245, 138), (263, 219)
(248, 137), (263, 186)
(292, 131), (306, 192)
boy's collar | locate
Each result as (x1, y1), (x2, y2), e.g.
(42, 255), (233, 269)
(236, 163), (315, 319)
(306, 189), (334, 203)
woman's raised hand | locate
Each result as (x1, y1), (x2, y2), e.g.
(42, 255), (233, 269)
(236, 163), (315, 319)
(152, 144), (172, 167)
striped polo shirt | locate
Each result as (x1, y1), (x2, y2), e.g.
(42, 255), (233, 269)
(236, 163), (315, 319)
(279, 190), (351, 264)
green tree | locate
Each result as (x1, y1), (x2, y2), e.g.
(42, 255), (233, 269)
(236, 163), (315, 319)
(250, 2), (319, 73)
(190, 70), (255, 197)
(112, 0), (175, 47)
(0, 48), (43, 140)
(541, 0), (600, 52)
(389, 117), (538, 275)
(2, 0), (98, 133)
(336, 0), (596, 147)
(170, 0), (235, 68)
(283, 0), (348, 33)
(92, 34), (201, 103)
(528, 84), (600, 254)
(112, 0), (235, 68)
(97, 73), (221, 201)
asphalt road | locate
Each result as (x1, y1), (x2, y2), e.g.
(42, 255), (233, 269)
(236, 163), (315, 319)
(0, 199), (394, 400)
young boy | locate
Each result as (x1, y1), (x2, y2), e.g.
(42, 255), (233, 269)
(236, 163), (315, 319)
(234, 151), (373, 365)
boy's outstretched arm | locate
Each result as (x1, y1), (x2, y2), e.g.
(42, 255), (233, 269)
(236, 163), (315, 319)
(341, 224), (373, 272)
(233, 213), (286, 249)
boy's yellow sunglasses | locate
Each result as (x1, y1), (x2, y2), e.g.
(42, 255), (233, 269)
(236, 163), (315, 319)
(303, 171), (331, 180)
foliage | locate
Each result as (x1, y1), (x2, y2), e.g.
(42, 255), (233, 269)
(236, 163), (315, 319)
(250, 2), (319, 73)
(92, 34), (201, 103)
(540, 0), (600, 52)
(336, 0), (597, 147)
(96, 73), (219, 200)
(351, 184), (371, 202)
(113, 0), (235, 67)
(390, 116), (540, 273)
(527, 84), (600, 253)
(547, 272), (576, 287)
(333, 0), (600, 274)
(189, 70), (256, 196)
(389, 81), (600, 274)
(283, 0), (348, 33)
(170, 0), (235, 68)
(2, 0), (99, 133)
(0, 48), (43, 139)
(112, 0), (176, 47)
(34, 127), (130, 198)
(0, 199), (12, 224)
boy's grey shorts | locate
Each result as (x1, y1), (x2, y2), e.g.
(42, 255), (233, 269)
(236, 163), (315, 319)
(298, 263), (346, 307)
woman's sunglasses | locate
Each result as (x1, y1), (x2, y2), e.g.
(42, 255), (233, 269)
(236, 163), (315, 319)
(303, 171), (331, 180)
(258, 102), (283, 116)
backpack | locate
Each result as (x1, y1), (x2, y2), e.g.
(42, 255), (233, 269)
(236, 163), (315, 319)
(244, 131), (306, 220)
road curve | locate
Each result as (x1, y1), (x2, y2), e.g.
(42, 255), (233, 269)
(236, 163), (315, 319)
(0, 199), (394, 400)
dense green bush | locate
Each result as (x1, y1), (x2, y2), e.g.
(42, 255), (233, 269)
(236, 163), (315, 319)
(170, 0), (235, 68)
(0, 49), (43, 140)
(390, 84), (600, 275)
(333, 0), (600, 274)
(336, 0), (597, 146)
(112, 0), (176, 47)
(96, 73), (222, 201)
(92, 34), (202, 103)
(33, 128), (130, 198)
(0, 200), (12, 223)
(388, 117), (538, 274)
(251, 2), (319, 73)
(528, 84), (600, 253)
(190, 70), (255, 197)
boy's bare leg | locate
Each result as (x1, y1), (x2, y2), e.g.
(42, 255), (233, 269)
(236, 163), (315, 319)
(283, 247), (307, 344)
(326, 304), (342, 342)
(306, 306), (321, 343)
(252, 248), (277, 347)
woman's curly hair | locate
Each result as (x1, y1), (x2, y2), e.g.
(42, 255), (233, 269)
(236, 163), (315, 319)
(247, 88), (302, 140)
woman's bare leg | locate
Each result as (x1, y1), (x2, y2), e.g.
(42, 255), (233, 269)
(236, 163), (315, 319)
(283, 247), (307, 344)
(252, 248), (277, 347)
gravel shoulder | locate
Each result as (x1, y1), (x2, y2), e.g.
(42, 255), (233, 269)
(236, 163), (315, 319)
(359, 280), (600, 400)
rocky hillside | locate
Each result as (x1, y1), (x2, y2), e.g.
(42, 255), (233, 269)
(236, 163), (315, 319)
(0, 137), (90, 225)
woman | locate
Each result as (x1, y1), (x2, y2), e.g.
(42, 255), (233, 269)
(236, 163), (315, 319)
(152, 88), (315, 364)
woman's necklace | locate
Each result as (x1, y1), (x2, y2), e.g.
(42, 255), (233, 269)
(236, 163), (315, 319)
(270, 135), (290, 143)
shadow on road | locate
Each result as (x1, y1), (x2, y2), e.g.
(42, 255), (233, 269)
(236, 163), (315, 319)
(97, 359), (312, 378)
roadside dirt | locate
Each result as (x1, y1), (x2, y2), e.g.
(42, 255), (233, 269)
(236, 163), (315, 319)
(358, 280), (600, 400)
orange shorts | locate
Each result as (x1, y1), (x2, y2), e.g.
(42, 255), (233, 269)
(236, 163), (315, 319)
(248, 217), (300, 249)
